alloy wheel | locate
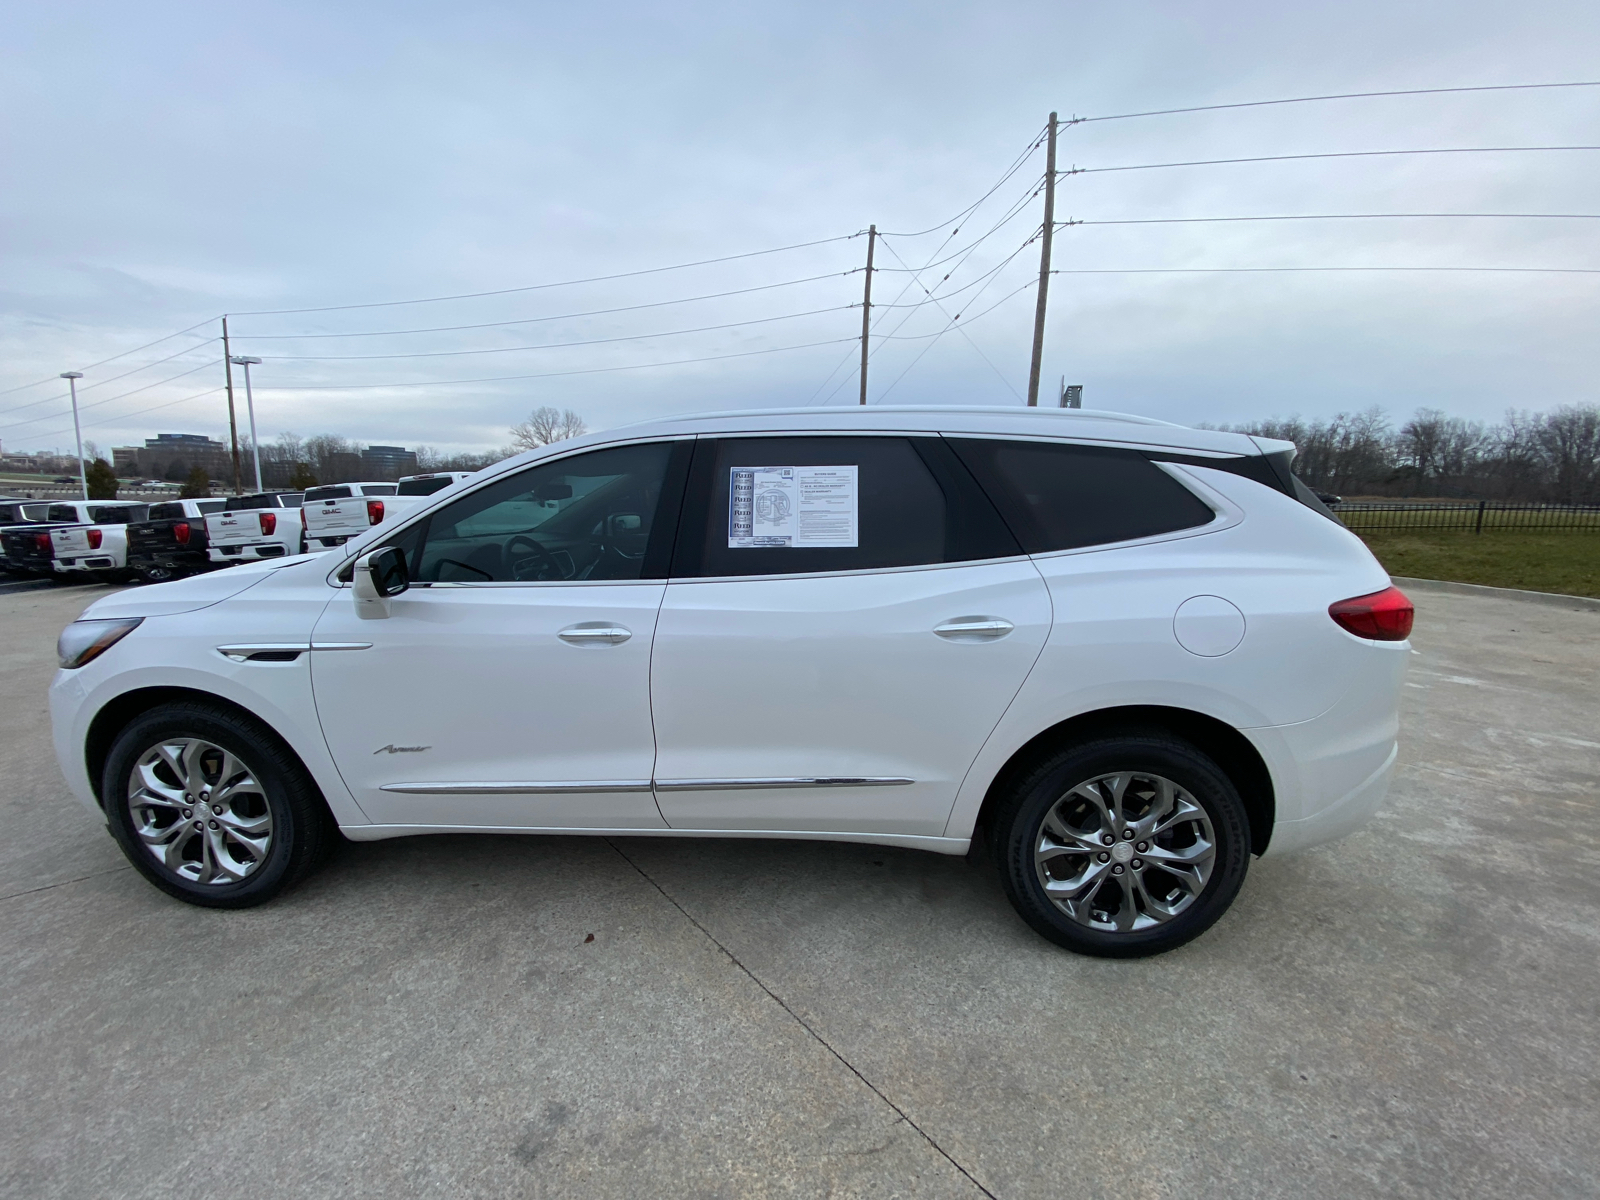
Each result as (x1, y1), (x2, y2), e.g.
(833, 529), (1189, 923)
(126, 738), (274, 885)
(1033, 771), (1216, 933)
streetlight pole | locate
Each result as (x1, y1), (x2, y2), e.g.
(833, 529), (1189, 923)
(59, 372), (87, 500)
(229, 356), (264, 492)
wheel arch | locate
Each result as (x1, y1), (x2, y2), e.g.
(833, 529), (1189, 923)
(971, 705), (1275, 857)
(84, 686), (329, 816)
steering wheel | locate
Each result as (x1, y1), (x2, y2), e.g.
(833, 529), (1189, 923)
(505, 534), (563, 581)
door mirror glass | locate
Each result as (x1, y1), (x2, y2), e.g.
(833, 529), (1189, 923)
(366, 545), (410, 597)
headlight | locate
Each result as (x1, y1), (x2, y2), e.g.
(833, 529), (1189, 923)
(57, 617), (143, 669)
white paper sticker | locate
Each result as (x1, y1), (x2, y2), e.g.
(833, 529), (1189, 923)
(729, 465), (858, 548)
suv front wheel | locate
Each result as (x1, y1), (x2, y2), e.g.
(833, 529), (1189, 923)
(103, 702), (333, 908)
(993, 732), (1251, 958)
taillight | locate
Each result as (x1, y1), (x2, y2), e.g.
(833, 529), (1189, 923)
(258, 512), (277, 535)
(173, 522), (191, 545)
(87, 529), (102, 550)
(1329, 586), (1414, 641)
(35, 533), (51, 552)
(366, 499), (385, 525)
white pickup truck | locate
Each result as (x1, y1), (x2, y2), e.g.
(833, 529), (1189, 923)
(204, 492), (306, 564)
(300, 472), (473, 551)
(50, 503), (150, 580)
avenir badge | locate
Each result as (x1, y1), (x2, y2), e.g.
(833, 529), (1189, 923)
(373, 744), (430, 755)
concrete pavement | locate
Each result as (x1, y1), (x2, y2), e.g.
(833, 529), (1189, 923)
(2, 582), (1596, 1197)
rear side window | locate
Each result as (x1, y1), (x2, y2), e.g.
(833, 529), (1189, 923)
(304, 486), (352, 502)
(360, 484), (397, 496)
(949, 439), (1214, 553)
(676, 436), (1019, 578)
(398, 476), (454, 496)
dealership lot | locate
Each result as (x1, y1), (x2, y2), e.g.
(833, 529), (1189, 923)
(2, 582), (1596, 1198)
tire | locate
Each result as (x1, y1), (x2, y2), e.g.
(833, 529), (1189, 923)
(993, 731), (1250, 958)
(102, 701), (334, 908)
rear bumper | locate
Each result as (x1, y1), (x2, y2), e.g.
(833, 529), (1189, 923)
(54, 557), (120, 573)
(1253, 640), (1409, 858)
(209, 543), (289, 562)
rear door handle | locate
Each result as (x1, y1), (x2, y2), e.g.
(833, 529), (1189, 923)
(559, 623), (632, 646)
(933, 616), (1014, 642)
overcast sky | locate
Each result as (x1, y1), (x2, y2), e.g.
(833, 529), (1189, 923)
(1, 0), (1597, 458)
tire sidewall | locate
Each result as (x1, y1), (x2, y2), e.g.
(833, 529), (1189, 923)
(999, 737), (1251, 958)
(103, 706), (303, 908)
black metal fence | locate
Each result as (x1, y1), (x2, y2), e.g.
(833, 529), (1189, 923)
(1336, 501), (1600, 534)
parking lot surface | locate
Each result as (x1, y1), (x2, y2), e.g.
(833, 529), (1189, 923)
(2, 581), (1596, 1198)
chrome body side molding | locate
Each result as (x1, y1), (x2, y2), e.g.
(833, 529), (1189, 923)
(653, 777), (915, 792)
(379, 780), (654, 795)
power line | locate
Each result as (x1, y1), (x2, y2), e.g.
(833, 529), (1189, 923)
(0, 334), (216, 419)
(0, 359), (223, 431)
(232, 271), (857, 341)
(1051, 265), (1600, 274)
(261, 305), (856, 361)
(1072, 146), (1600, 174)
(230, 235), (863, 317)
(20, 387), (226, 446)
(1073, 81), (1600, 124)
(873, 281), (1040, 405)
(258, 337), (859, 391)
(0, 316), (218, 401)
(875, 126), (1048, 238)
(1061, 212), (1600, 226)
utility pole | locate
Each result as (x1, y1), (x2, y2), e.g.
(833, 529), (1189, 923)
(1026, 112), (1059, 406)
(230, 355), (264, 491)
(60, 372), (87, 500)
(221, 317), (243, 494)
(858, 225), (876, 405)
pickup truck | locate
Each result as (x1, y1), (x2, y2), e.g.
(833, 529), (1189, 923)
(125, 498), (228, 581)
(300, 481), (397, 552)
(204, 492), (306, 564)
(300, 472), (473, 550)
(0, 500), (52, 574)
(2, 501), (130, 578)
(51, 503), (150, 581)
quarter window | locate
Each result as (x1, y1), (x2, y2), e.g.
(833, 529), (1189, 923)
(949, 439), (1215, 553)
(403, 442), (681, 584)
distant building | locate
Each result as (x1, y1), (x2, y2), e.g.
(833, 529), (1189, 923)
(360, 444), (419, 480)
(113, 434), (233, 482)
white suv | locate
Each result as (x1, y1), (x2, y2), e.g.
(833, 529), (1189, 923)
(49, 406), (1410, 957)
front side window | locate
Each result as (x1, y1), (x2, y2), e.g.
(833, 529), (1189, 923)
(402, 442), (681, 584)
(676, 435), (1018, 578)
(949, 439), (1215, 553)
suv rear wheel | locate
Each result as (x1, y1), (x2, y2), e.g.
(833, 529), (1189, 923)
(993, 732), (1250, 957)
(102, 702), (333, 908)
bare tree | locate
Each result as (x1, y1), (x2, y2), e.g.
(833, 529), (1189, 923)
(510, 407), (587, 450)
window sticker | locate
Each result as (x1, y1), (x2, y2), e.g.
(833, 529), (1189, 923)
(729, 465), (858, 548)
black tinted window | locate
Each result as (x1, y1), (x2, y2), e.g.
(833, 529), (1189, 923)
(148, 503), (184, 521)
(950, 439), (1214, 553)
(88, 505), (145, 524)
(398, 476), (455, 496)
(304, 486), (352, 502)
(198, 500), (226, 514)
(360, 484), (397, 496)
(0, 505), (20, 523)
(677, 436), (1016, 578)
(406, 442), (679, 584)
(47, 505), (80, 522)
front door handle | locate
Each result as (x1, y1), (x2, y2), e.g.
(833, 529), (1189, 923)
(559, 623), (632, 646)
(933, 616), (1014, 642)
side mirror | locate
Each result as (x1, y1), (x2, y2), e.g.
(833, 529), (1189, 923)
(352, 546), (409, 618)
